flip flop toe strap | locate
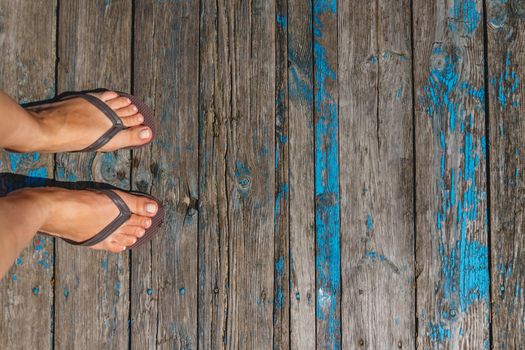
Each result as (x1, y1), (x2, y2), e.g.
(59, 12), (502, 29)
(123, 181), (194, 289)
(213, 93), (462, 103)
(62, 190), (131, 247)
(58, 93), (126, 152)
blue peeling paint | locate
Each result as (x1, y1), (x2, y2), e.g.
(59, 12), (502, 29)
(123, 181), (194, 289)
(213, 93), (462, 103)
(12, 274), (17, 282)
(276, 15), (287, 29)
(274, 183), (289, 224)
(179, 287), (185, 296)
(9, 152), (40, 172)
(314, 1), (340, 348)
(16, 257), (22, 265)
(115, 281), (121, 296)
(421, 46), (461, 132)
(364, 250), (386, 262)
(428, 321), (451, 344)
(102, 257), (108, 273)
(32, 287), (40, 295)
(395, 87), (403, 100)
(275, 255), (285, 310)
(34, 239), (44, 251)
(63, 287), (69, 299)
(449, 0), (481, 35)
(498, 51), (520, 108)
(366, 214), (373, 231)
(147, 288), (153, 296)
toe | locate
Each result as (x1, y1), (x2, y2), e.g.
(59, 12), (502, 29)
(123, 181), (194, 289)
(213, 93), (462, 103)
(114, 190), (159, 217)
(127, 214), (152, 228)
(120, 113), (144, 127)
(102, 126), (152, 151)
(116, 104), (139, 118)
(107, 244), (127, 253)
(120, 225), (146, 238)
(111, 232), (138, 247)
(106, 96), (132, 110)
(93, 90), (119, 102)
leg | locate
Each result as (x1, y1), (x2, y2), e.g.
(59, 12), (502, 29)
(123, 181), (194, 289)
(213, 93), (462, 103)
(0, 89), (153, 153)
(0, 187), (158, 280)
(0, 189), (48, 278)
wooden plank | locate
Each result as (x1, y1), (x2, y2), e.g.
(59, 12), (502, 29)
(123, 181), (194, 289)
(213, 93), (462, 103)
(339, 0), (415, 348)
(197, 0), (230, 347)
(229, 1), (275, 348)
(313, 0), (341, 348)
(54, 1), (132, 348)
(199, 1), (276, 348)
(288, 0), (316, 348)
(413, 0), (490, 348)
(0, 1), (56, 349)
(130, 0), (199, 348)
(274, 0), (290, 347)
(486, 0), (525, 347)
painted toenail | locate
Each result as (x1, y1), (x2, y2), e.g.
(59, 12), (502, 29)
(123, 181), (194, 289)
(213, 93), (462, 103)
(146, 203), (157, 213)
(139, 128), (151, 139)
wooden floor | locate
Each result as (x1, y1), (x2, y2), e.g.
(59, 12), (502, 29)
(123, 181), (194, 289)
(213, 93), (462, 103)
(0, 0), (524, 349)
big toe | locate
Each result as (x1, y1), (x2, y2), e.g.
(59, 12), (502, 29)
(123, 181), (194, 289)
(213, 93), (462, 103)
(113, 190), (159, 217)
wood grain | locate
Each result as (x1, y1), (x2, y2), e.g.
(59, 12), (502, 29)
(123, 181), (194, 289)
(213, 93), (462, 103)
(131, 0), (199, 349)
(339, 0), (415, 348)
(274, 0), (290, 347)
(54, 1), (132, 348)
(288, 0), (316, 348)
(486, 0), (525, 348)
(0, 1), (56, 349)
(413, 0), (490, 348)
(227, 1), (276, 348)
(313, 0), (341, 348)
(197, 0), (231, 347)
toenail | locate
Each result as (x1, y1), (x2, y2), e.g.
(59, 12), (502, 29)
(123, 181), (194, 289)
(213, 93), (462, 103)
(139, 128), (151, 139)
(132, 105), (138, 112)
(145, 219), (152, 228)
(138, 229), (145, 237)
(146, 203), (157, 214)
(137, 114), (144, 123)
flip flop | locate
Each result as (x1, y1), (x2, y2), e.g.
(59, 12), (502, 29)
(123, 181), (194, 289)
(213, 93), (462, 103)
(59, 189), (165, 250)
(54, 90), (156, 152)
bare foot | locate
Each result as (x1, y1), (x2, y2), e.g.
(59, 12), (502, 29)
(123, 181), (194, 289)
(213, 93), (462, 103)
(24, 90), (152, 153)
(14, 187), (158, 252)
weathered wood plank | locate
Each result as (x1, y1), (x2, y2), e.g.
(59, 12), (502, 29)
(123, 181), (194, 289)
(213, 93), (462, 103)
(197, 0), (231, 347)
(413, 0), (490, 348)
(313, 0), (341, 348)
(274, 0), (290, 347)
(288, 0), (316, 348)
(130, 0), (200, 349)
(227, 1), (276, 348)
(54, 1), (132, 348)
(129, 1), (157, 348)
(339, 0), (415, 348)
(486, 0), (525, 347)
(0, 1), (56, 349)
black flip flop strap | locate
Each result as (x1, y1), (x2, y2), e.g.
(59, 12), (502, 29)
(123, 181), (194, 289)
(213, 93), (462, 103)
(58, 93), (126, 152)
(62, 190), (132, 247)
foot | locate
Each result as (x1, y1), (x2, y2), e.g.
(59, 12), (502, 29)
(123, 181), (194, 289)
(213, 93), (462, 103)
(25, 90), (153, 153)
(15, 187), (159, 252)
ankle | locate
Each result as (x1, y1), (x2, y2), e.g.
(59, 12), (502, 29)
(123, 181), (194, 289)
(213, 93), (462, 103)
(6, 188), (54, 227)
(3, 110), (47, 153)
